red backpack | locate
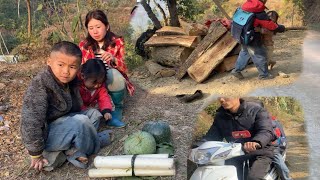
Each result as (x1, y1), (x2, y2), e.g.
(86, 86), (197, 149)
(270, 115), (287, 151)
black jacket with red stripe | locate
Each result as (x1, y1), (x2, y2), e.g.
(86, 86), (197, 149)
(203, 99), (276, 157)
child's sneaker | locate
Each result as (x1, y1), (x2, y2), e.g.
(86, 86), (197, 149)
(259, 74), (274, 80)
(231, 69), (244, 79)
(269, 61), (276, 70)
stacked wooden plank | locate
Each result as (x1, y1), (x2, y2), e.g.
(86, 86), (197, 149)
(176, 21), (239, 83)
(144, 21), (241, 83)
(144, 26), (202, 68)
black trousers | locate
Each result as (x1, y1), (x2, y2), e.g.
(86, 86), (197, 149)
(225, 154), (272, 180)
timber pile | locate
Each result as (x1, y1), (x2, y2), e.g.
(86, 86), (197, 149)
(144, 26), (201, 70)
(144, 21), (241, 83)
(176, 21), (240, 83)
(179, 18), (208, 36)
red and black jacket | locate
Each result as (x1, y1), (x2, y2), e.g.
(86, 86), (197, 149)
(241, 0), (283, 45)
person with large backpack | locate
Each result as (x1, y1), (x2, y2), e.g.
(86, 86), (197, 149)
(230, 0), (285, 80)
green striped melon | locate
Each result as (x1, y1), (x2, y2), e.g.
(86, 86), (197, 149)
(142, 121), (171, 144)
(124, 131), (156, 155)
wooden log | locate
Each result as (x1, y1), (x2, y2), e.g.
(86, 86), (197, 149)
(156, 26), (187, 36)
(227, 44), (241, 56)
(151, 46), (193, 67)
(145, 60), (176, 78)
(285, 26), (307, 31)
(176, 21), (227, 80)
(215, 55), (238, 73)
(144, 35), (200, 48)
(179, 18), (208, 36)
(187, 33), (238, 83)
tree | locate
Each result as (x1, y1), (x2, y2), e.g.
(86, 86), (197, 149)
(26, 0), (31, 38)
(140, 0), (180, 28)
(167, 0), (180, 27)
(152, 0), (168, 26)
(140, 0), (210, 28)
(141, 0), (162, 29)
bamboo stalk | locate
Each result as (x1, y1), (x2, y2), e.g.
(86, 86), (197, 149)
(285, 26), (307, 31)
(212, 0), (231, 19)
(0, 32), (9, 54)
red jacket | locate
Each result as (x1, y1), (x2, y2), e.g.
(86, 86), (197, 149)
(242, 0), (278, 31)
(79, 82), (113, 115)
(242, 0), (265, 12)
(79, 37), (135, 96)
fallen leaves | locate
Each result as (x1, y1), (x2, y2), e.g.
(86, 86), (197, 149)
(0, 59), (44, 179)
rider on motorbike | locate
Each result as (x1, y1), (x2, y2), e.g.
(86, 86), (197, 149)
(199, 97), (276, 180)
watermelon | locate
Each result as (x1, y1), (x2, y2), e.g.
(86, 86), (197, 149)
(142, 121), (171, 144)
(124, 131), (157, 155)
(156, 142), (174, 156)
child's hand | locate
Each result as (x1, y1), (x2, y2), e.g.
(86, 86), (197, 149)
(254, 27), (261, 32)
(30, 156), (49, 171)
(261, 28), (271, 34)
(104, 113), (112, 120)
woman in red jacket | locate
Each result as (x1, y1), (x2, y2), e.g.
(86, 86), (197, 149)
(79, 10), (134, 127)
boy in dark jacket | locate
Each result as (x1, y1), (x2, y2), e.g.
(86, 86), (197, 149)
(202, 97), (276, 180)
(261, 10), (279, 70)
(20, 41), (110, 171)
(231, 0), (285, 80)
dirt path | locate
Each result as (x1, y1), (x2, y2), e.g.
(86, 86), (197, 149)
(131, 30), (305, 97)
(0, 30), (308, 179)
(285, 122), (309, 179)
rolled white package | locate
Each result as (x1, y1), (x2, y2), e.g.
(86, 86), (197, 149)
(94, 156), (174, 170)
(88, 168), (175, 178)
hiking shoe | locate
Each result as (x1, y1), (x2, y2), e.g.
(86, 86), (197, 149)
(231, 69), (244, 80)
(176, 90), (204, 103)
(98, 130), (113, 148)
(259, 74), (274, 80)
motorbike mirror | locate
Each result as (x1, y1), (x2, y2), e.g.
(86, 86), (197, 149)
(232, 130), (251, 139)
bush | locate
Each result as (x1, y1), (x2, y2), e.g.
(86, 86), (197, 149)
(124, 38), (144, 71)
(0, 33), (20, 53)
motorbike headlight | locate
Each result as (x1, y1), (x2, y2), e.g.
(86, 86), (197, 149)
(213, 149), (232, 159)
(193, 147), (220, 164)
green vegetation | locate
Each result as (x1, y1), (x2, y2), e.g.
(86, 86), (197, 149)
(0, 0), (307, 65)
(177, 0), (209, 21)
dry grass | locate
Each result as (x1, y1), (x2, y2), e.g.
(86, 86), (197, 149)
(201, 0), (304, 27)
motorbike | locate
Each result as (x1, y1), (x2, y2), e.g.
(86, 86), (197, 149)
(189, 130), (283, 180)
